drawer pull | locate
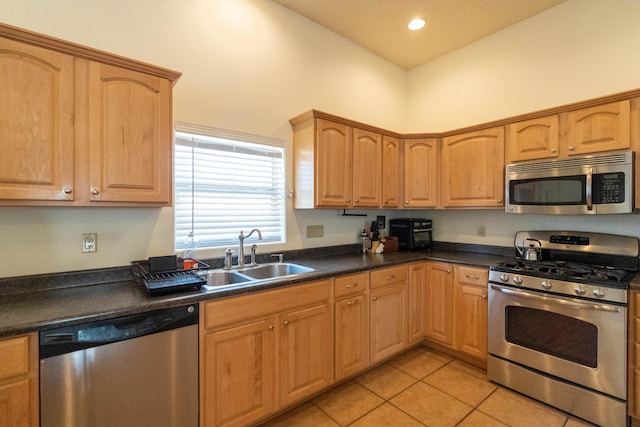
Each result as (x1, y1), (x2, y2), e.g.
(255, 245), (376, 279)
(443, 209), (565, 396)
(346, 282), (359, 289)
(386, 275), (395, 281)
(283, 320), (289, 326)
(346, 300), (357, 306)
(465, 274), (480, 280)
(372, 296), (378, 301)
(268, 325), (274, 331)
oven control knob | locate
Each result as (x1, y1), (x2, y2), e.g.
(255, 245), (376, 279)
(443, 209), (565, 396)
(592, 288), (606, 298)
(541, 281), (552, 290)
(499, 274), (510, 283)
(512, 276), (523, 285)
(574, 286), (586, 296)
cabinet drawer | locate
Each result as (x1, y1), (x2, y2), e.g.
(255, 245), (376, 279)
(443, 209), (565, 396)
(204, 280), (331, 330)
(0, 336), (29, 381)
(334, 273), (368, 298)
(370, 265), (407, 289)
(457, 266), (488, 287)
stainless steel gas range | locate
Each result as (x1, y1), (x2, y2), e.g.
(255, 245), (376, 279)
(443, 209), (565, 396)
(488, 231), (640, 427)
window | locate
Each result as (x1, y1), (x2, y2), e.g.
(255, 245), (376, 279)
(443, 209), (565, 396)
(174, 123), (285, 251)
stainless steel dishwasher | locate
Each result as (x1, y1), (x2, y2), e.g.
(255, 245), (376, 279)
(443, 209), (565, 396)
(39, 304), (199, 427)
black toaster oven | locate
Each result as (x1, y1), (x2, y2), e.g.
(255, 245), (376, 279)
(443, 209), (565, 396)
(389, 218), (432, 251)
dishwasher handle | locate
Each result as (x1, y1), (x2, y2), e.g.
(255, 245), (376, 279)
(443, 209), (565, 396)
(40, 304), (198, 359)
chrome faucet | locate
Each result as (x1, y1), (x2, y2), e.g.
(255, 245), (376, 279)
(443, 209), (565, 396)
(238, 229), (262, 268)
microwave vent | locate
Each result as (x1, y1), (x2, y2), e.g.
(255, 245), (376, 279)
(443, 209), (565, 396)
(507, 151), (632, 174)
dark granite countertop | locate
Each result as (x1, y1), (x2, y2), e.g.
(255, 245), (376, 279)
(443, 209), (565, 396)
(0, 244), (511, 338)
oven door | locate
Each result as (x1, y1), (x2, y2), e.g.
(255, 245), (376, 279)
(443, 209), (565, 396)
(488, 283), (626, 399)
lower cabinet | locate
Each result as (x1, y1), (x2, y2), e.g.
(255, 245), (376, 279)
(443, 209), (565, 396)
(334, 273), (370, 381)
(201, 280), (333, 427)
(370, 266), (408, 364)
(424, 262), (455, 346)
(424, 262), (489, 362)
(453, 266), (488, 360)
(629, 291), (640, 420)
(0, 333), (38, 427)
(408, 262), (426, 344)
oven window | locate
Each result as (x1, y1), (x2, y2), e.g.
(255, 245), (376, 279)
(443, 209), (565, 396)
(505, 306), (597, 368)
(509, 175), (585, 205)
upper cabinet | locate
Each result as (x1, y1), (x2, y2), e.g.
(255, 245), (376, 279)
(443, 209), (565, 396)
(507, 100), (632, 163)
(0, 38), (75, 202)
(441, 127), (505, 208)
(567, 100), (631, 155)
(381, 135), (403, 208)
(507, 115), (560, 162)
(403, 138), (438, 208)
(352, 127), (382, 208)
(290, 111), (400, 209)
(0, 23), (180, 207)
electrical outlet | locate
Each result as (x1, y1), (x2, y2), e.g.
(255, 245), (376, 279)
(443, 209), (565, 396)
(82, 233), (97, 253)
(477, 225), (486, 237)
(306, 225), (324, 238)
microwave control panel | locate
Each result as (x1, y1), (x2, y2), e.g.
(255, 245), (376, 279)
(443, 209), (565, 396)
(593, 172), (625, 204)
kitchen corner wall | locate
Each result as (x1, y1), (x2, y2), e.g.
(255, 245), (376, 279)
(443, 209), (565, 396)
(405, 0), (640, 248)
(2, 0), (640, 278)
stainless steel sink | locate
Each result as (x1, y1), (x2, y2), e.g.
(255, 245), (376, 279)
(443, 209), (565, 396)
(203, 262), (316, 290)
(206, 270), (252, 287)
(238, 263), (315, 280)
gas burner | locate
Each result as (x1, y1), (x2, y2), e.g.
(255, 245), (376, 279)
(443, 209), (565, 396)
(490, 259), (634, 289)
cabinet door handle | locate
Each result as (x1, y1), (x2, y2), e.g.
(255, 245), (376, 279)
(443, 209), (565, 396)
(283, 320), (289, 326)
(346, 282), (358, 289)
(482, 294), (487, 299)
(90, 188), (100, 196)
(386, 275), (395, 281)
(62, 187), (73, 194)
(268, 325), (274, 331)
(465, 274), (480, 280)
(568, 145), (575, 151)
(372, 296), (378, 301)
(446, 269), (451, 273)
(550, 148), (557, 153)
(346, 300), (357, 306)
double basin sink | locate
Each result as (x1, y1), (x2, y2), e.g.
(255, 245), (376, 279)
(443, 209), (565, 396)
(204, 262), (316, 290)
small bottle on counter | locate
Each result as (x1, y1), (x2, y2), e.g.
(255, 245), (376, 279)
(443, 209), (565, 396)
(183, 232), (198, 269)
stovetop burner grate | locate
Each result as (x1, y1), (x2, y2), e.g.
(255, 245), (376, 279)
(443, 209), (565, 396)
(491, 259), (635, 289)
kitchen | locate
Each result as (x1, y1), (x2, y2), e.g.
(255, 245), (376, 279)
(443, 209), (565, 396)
(2, 0), (640, 426)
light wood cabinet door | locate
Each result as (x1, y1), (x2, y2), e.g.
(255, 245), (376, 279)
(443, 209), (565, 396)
(0, 334), (37, 427)
(441, 128), (505, 208)
(335, 295), (369, 380)
(87, 62), (172, 204)
(0, 38), (75, 202)
(424, 262), (455, 346)
(370, 284), (408, 363)
(508, 115), (560, 162)
(352, 128), (382, 207)
(403, 138), (438, 208)
(567, 100), (631, 156)
(408, 262), (426, 344)
(454, 266), (488, 360)
(280, 303), (333, 406)
(382, 135), (402, 208)
(316, 119), (352, 207)
(203, 318), (277, 427)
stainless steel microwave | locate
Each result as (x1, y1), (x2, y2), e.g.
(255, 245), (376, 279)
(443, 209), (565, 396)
(505, 151), (635, 214)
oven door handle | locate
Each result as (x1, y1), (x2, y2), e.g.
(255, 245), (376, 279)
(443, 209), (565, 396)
(490, 285), (622, 313)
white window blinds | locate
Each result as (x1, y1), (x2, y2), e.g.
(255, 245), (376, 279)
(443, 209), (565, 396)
(174, 125), (285, 250)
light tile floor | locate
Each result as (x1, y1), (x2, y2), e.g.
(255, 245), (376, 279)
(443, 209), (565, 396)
(260, 346), (597, 427)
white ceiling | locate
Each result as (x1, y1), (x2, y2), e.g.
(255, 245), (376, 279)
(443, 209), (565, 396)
(273, 0), (568, 70)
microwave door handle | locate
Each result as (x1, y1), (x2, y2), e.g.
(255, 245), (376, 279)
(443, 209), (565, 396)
(586, 167), (594, 211)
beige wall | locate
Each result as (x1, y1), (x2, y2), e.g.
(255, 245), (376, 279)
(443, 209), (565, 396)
(406, 0), (640, 246)
(2, 0), (640, 278)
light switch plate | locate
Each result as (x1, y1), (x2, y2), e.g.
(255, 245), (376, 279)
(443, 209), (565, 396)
(306, 225), (324, 238)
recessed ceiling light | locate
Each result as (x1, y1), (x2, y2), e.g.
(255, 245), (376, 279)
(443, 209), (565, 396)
(408, 18), (425, 31)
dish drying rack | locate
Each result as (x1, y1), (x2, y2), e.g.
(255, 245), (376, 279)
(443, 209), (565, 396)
(131, 255), (209, 295)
